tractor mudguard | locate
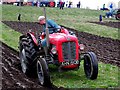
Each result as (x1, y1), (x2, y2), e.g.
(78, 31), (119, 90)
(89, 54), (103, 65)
(27, 32), (38, 46)
(61, 28), (69, 34)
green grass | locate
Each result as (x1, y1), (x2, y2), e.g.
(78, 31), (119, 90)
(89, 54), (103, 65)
(2, 5), (119, 40)
(1, 22), (21, 50)
(1, 5), (119, 88)
(50, 62), (118, 88)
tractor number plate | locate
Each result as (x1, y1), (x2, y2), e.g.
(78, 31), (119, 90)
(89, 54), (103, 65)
(61, 60), (79, 66)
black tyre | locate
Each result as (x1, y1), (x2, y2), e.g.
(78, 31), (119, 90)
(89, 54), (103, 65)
(20, 48), (30, 74)
(19, 35), (30, 75)
(116, 9), (120, 20)
(116, 15), (120, 20)
(19, 35), (38, 76)
(37, 58), (51, 86)
(84, 52), (98, 80)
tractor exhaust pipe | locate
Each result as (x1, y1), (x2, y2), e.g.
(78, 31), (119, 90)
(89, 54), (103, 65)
(43, 7), (49, 48)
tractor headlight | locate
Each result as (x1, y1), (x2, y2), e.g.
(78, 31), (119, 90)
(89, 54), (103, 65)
(51, 46), (57, 54)
(79, 44), (85, 50)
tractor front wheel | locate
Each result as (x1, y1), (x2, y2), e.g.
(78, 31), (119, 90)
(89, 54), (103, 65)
(84, 52), (98, 80)
(37, 58), (51, 86)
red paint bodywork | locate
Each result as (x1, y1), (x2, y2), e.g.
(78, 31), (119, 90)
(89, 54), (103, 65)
(49, 30), (79, 69)
(49, 33), (79, 62)
(27, 32), (38, 46)
(29, 29), (80, 69)
(62, 64), (79, 69)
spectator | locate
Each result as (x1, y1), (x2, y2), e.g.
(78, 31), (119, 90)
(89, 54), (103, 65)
(37, 1), (40, 7)
(66, 0), (68, 7)
(59, 0), (64, 10)
(103, 4), (105, 10)
(77, 1), (81, 8)
(109, 3), (113, 11)
(100, 4), (108, 11)
(105, 9), (115, 18)
(68, 1), (72, 8)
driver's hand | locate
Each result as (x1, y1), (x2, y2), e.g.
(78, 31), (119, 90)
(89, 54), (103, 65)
(42, 32), (45, 35)
(57, 28), (61, 32)
(57, 26), (61, 32)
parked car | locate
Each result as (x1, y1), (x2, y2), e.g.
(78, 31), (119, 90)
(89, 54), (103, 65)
(40, 0), (56, 7)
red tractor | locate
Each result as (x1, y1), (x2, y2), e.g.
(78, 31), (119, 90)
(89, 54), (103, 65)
(19, 26), (98, 86)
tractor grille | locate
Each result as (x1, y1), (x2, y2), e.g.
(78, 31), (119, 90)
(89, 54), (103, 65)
(62, 42), (76, 61)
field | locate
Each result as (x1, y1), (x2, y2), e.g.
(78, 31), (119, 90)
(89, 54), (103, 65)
(1, 5), (120, 89)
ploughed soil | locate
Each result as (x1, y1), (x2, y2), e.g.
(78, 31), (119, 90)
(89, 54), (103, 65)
(1, 21), (120, 89)
(89, 21), (120, 29)
(1, 41), (47, 89)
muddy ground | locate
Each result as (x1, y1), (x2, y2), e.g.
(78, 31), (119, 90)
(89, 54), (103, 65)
(1, 41), (58, 90)
(89, 21), (120, 29)
(1, 21), (120, 89)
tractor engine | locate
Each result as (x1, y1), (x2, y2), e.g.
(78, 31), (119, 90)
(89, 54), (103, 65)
(49, 33), (80, 69)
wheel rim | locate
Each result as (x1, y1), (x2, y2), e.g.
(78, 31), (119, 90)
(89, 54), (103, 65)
(21, 49), (27, 73)
(37, 60), (44, 85)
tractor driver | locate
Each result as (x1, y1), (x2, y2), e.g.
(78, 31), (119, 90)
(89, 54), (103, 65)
(38, 16), (61, 34)
(38, 16), (61, 54)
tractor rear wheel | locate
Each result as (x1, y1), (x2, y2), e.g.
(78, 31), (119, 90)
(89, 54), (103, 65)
(37, 58), (51, 86)
(19, 35), (38, 76)
(84, 52), (98, 80)
(20, 47), (30, 75)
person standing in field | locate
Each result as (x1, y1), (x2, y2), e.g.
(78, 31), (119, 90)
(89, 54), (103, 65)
(59, 0), (64, 10)
(66, 0), (68, 7)
(68, 1), (72, 8)
(109, 3), (113, 11)
(77, 1), (81, 8)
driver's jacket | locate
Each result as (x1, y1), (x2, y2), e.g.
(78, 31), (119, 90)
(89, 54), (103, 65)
(41, 19), (60, 47)
(42, 19), (61, 34)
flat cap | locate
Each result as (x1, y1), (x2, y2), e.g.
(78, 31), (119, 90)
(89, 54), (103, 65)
(38, 16), (45, 21)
